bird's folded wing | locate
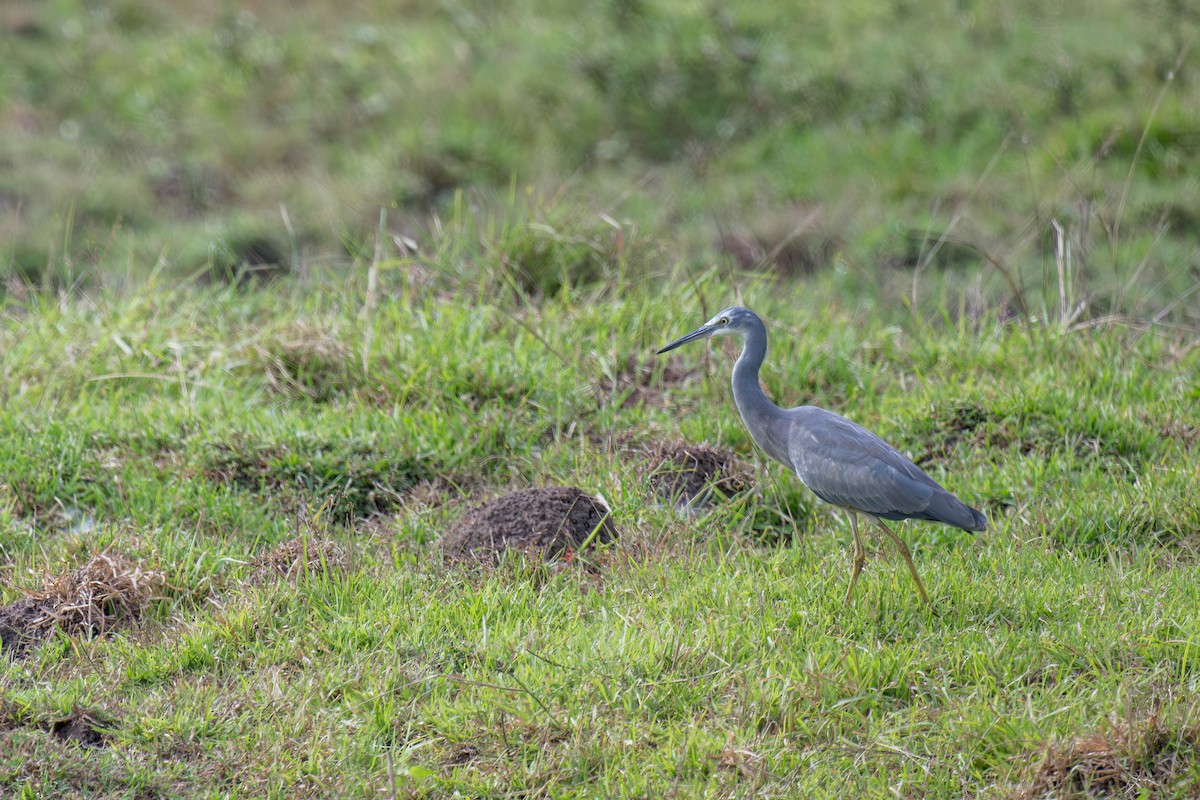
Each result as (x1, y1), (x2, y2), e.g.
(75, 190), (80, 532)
(788, 408), (936, 517)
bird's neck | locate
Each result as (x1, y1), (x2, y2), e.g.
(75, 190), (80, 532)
(731, 322), (791, 465)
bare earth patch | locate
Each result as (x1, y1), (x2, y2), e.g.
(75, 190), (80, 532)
(0, 552), (164, 659)
(0, 598), (45, 658)
(440, 487), (618, 564)
(646, 442), (754, 510)
(248, 537), (348, 584)
(49, 708), (112, 749)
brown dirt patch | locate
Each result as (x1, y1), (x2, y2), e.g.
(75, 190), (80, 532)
(49, 708), (112, 749)
(249, 537), (348, 584)
(0, 552), (164, 659)
(0, 597), (45, 658)
(596, 353), (697, 409)
(1014, 710), (1200, 799)
(646, 443), (754, 510)
(441, 487), (618, 564)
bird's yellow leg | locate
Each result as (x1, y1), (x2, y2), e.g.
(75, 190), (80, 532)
(843, 510), (866, 607)
(873, 518), (932, 606)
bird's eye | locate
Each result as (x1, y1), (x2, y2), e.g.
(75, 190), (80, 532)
(719, 317), (729, 325)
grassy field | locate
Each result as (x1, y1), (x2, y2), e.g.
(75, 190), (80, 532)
(2, 273), (1198, 797)
(3, 0), (1200, 798)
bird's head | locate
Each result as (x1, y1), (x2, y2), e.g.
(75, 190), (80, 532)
(656, 306), (761, 354)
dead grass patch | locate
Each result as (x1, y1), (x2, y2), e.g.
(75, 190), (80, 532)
(248, 537), (348, 584)
(1154, 415), (1200, 447)
(0, 552), (164, 658)
(712, 738), (766, 781)
(1013, 709), (1200, 799)
(645, 441), (754, 510)
(400, 476), (473, 509)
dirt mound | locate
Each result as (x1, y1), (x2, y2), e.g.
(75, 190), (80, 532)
(647, 443), (753, 509)
(249, 537), (348, 583)
(441, 487), (618, 563)
(0, 552), (163, 659)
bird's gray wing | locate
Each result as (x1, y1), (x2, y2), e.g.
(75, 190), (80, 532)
(786, 406), (938, 518)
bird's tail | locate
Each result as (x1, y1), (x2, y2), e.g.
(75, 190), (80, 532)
(927, 489), (988, 532)
(966, 506), (987, 532)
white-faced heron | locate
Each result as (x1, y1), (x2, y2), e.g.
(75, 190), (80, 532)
(657, 306), (986, 607)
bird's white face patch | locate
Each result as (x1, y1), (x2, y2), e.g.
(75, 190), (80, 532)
(706, 310), (740, 334)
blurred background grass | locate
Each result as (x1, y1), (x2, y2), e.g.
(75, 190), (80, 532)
(1, 0), (1198, 322)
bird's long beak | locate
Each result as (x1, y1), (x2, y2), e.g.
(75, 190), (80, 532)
(656, 324), (713, 355)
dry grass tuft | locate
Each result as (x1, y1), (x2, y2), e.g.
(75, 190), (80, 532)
(249, 536), (348, 584)
(1016, 709), (1200, 799)
(0, 552), (164, 657)
(712, 738), (765, 780)
(32, 552), (165, 639)
(1157, 417), (1200, 447)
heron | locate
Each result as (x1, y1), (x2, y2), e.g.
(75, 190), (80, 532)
(656, 306), (986, 607)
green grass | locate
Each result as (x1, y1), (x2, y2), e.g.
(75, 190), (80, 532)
(3, 0), (1200, 795)
(1, 270), (1198, 797)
